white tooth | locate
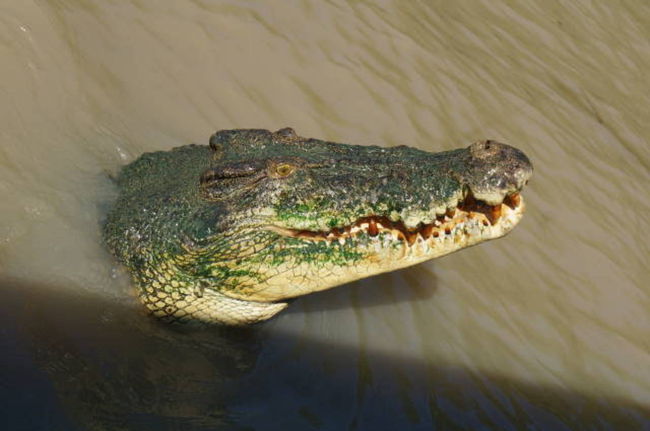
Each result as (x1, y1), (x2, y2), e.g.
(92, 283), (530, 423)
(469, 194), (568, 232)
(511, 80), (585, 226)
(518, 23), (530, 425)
(338, 238), (346, 245)
(376, 222), (384, 229)
(403, 215), (421, 229)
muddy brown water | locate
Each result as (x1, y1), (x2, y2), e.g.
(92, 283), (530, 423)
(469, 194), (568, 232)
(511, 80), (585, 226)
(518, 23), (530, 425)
(1, 1), (648, 430)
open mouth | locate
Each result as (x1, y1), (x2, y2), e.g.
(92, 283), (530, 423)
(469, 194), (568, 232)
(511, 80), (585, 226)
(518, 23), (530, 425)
(267, 191), (524, 246)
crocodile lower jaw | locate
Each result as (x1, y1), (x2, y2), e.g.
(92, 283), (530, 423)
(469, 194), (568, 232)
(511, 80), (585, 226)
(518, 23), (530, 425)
(238, 193), (526, 302)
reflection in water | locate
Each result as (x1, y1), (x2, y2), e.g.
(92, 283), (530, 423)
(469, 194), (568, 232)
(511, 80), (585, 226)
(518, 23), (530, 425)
(0, 0), (649, 429)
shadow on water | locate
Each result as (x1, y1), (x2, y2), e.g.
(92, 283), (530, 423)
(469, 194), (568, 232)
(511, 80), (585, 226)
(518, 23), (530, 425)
(0, 277), (648, 431)
(286, 265), (439, 314)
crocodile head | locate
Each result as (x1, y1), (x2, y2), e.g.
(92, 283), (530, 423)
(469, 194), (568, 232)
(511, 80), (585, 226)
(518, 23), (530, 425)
(103, 128), (532, 324)
(197, 128), (531, 299)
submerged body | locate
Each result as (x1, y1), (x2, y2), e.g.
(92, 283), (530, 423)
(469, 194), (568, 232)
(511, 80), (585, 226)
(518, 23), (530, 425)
(103, 128), (532, 325)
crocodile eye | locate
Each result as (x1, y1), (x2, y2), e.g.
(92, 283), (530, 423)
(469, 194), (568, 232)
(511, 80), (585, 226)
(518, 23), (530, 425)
(274, 163), (296, 177)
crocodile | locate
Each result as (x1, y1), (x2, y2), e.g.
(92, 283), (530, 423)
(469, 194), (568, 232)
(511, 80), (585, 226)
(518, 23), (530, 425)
(102, 128), (533, 325)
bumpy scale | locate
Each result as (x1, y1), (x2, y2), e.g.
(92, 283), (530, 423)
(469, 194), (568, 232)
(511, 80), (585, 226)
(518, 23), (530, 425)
(103, 128), (533, 325)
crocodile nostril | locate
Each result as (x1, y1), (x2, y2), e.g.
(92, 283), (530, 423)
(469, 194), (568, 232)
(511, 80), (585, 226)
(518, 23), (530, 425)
(469, 139), (503, 159)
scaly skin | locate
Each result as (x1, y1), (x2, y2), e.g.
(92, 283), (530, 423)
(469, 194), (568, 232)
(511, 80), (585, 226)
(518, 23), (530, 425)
(103, 128), (533, 325)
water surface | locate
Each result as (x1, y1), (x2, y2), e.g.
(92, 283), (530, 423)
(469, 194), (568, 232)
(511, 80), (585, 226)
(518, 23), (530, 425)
(1, 1), (648, 429)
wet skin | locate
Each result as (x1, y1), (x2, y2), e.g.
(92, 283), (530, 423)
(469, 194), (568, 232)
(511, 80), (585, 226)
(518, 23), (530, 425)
(103, 128), (532, 325)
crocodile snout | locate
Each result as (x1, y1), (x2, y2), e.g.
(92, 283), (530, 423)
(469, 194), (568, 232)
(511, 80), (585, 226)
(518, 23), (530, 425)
(464, 140), (533, 205)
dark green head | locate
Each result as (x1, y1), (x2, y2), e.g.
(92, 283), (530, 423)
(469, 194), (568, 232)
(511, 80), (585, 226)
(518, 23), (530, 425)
(104, 128), (532, 322)
(191, 128), (531, 301)
(203, 128), (530, 227)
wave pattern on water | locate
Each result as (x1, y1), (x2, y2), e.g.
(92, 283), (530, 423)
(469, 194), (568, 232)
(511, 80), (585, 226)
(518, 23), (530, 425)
(0, 0), (648, 429)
